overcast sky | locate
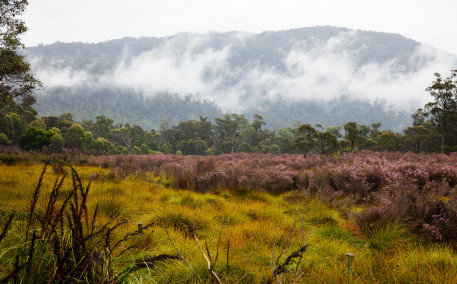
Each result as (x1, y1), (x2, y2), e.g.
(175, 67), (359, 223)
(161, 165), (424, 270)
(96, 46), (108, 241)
(22, 0), (457, 54)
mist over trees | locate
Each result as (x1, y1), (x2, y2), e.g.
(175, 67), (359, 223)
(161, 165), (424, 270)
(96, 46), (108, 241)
(3, 69), (457, 156)
(24, 27), (457, 131)
(35, 88), (224, 130)
(33, 87), (412, 131)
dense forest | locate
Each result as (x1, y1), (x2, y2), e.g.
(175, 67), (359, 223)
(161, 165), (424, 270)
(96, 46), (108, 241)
(34, 87), (413, 131)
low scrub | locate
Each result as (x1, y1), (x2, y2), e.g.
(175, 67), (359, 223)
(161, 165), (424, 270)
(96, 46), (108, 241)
(90, 152), (457, 243)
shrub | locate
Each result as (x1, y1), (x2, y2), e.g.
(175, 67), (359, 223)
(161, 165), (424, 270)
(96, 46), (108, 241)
(0, 133), (11, 146)
(19, 127), (53, 151)
(131, 146), (142, 154)
(49, 134), (65, 152)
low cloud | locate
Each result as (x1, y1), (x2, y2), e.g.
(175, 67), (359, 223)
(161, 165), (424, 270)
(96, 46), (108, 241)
(34, 66), (90, 88)
(104, 36), (231, 96)
(31, 31), (457, 113)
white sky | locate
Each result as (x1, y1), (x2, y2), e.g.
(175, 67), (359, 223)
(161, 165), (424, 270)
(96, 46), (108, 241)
(22, 0), (457, 54)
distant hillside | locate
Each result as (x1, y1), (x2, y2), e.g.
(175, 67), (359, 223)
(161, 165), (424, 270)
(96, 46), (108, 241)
(24, 26), (457, 130)
(35, 88), (223, 130)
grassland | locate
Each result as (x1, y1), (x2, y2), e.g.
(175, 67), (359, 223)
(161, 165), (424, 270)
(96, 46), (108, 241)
(1, 157), (457, 283)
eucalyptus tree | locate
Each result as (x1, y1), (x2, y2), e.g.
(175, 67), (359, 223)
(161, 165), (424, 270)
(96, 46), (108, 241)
(424, 71), (457, 153)
(295, 123), (317, 157)
(0, 0), (41, 112)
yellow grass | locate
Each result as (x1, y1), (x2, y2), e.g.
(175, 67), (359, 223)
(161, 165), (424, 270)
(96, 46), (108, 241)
(1, 163), (457, 283)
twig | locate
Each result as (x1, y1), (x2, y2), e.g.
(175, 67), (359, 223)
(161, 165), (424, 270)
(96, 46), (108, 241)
(165, 229), (204, 284)
(26, 162), (48, 240)
(0, 213), (14, 245)
(226, 227), (230, 274)
(193, 231), (222, 284)
(214, 222), (223, 265)
(267, 245), (309, 284)
(234, 253), (252, 284)
(131, 254), (181, 271)
(271, 226), (278, 279)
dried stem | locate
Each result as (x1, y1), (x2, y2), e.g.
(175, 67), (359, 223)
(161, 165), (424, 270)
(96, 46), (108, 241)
(165, 229), (204, 284)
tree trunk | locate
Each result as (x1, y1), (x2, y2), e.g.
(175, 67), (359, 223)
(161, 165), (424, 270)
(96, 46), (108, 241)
(441, 114), (446, 154)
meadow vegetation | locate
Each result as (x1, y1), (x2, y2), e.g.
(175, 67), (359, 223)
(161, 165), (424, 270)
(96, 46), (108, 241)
(0, 152), (457, 283)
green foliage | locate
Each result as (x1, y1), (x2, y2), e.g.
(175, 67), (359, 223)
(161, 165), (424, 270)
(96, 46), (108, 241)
(378, 132), (396, 151)
(269, 144), (281, 155)
(108, 145), (120, 155)
(403, 126), (430, 153)
(9, 112), (24, 143)
(160, 142), (172, 154)
(131, 146), (142, 154)
(316, 131), (339, 155)
(0, 133), (11, 146)
(367, 224), (411, 252)
(0, 111), (14, 139)
(295, 123), (317, 157)
(142, 131), (158, 150)
(0, 0), (41, 113)
(93, 114), (114, 138)
(237, 142), (254, 153)
(93, 137), (109, 154)
(239, 126), (258, 147)
(204, 147), (214, 155)
(344, 121), (359, 150)
(82, 130), (94, 152)
(18, 127), (52, 151)
(423, 71), (457, 153)
(48, 134), (65, 152)
(214, 113), (249, 153)
(273, 127), (296, 154)
(178, 138), (208, 155)
(36, 91), (223, 131)
(27, 119), (46, 130)
(65, 123), (85, 150)
(140, 143), (150, 154)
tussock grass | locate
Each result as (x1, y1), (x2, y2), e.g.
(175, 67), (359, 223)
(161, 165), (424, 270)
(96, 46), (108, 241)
(1, 162), (457, 282)
(366, 223), (412, 252)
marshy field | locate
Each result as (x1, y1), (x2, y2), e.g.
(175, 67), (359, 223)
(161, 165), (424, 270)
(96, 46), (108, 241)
(1, 151), (457, 283)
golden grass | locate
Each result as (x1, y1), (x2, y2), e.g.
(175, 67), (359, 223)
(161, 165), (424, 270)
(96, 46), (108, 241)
(1, 163), (457, 283)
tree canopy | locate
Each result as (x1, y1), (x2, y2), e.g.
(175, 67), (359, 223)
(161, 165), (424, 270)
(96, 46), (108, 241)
(0, 0), (41, 112)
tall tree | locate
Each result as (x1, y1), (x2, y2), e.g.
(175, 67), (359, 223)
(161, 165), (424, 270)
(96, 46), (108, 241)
(213, 114), (248, 153)
(0, 0), (41, 112)
(343, 121), (359, 150)
(403, 126), (430, 153)
(424, 71), (457, 153)
(315, 131), (339, 155)
(295, 124), (317, 157)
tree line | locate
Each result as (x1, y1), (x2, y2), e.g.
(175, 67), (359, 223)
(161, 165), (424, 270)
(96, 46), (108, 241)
(0, 79), (455, 156)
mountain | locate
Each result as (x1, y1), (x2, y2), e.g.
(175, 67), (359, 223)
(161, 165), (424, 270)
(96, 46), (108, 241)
(24, 26), (457, 130)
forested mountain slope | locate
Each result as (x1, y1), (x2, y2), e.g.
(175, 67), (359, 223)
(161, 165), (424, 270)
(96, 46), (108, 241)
(25, 26), (456, 130)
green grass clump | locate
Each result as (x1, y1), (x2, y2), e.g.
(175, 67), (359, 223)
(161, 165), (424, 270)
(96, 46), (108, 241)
(366, 223), (411, 252)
